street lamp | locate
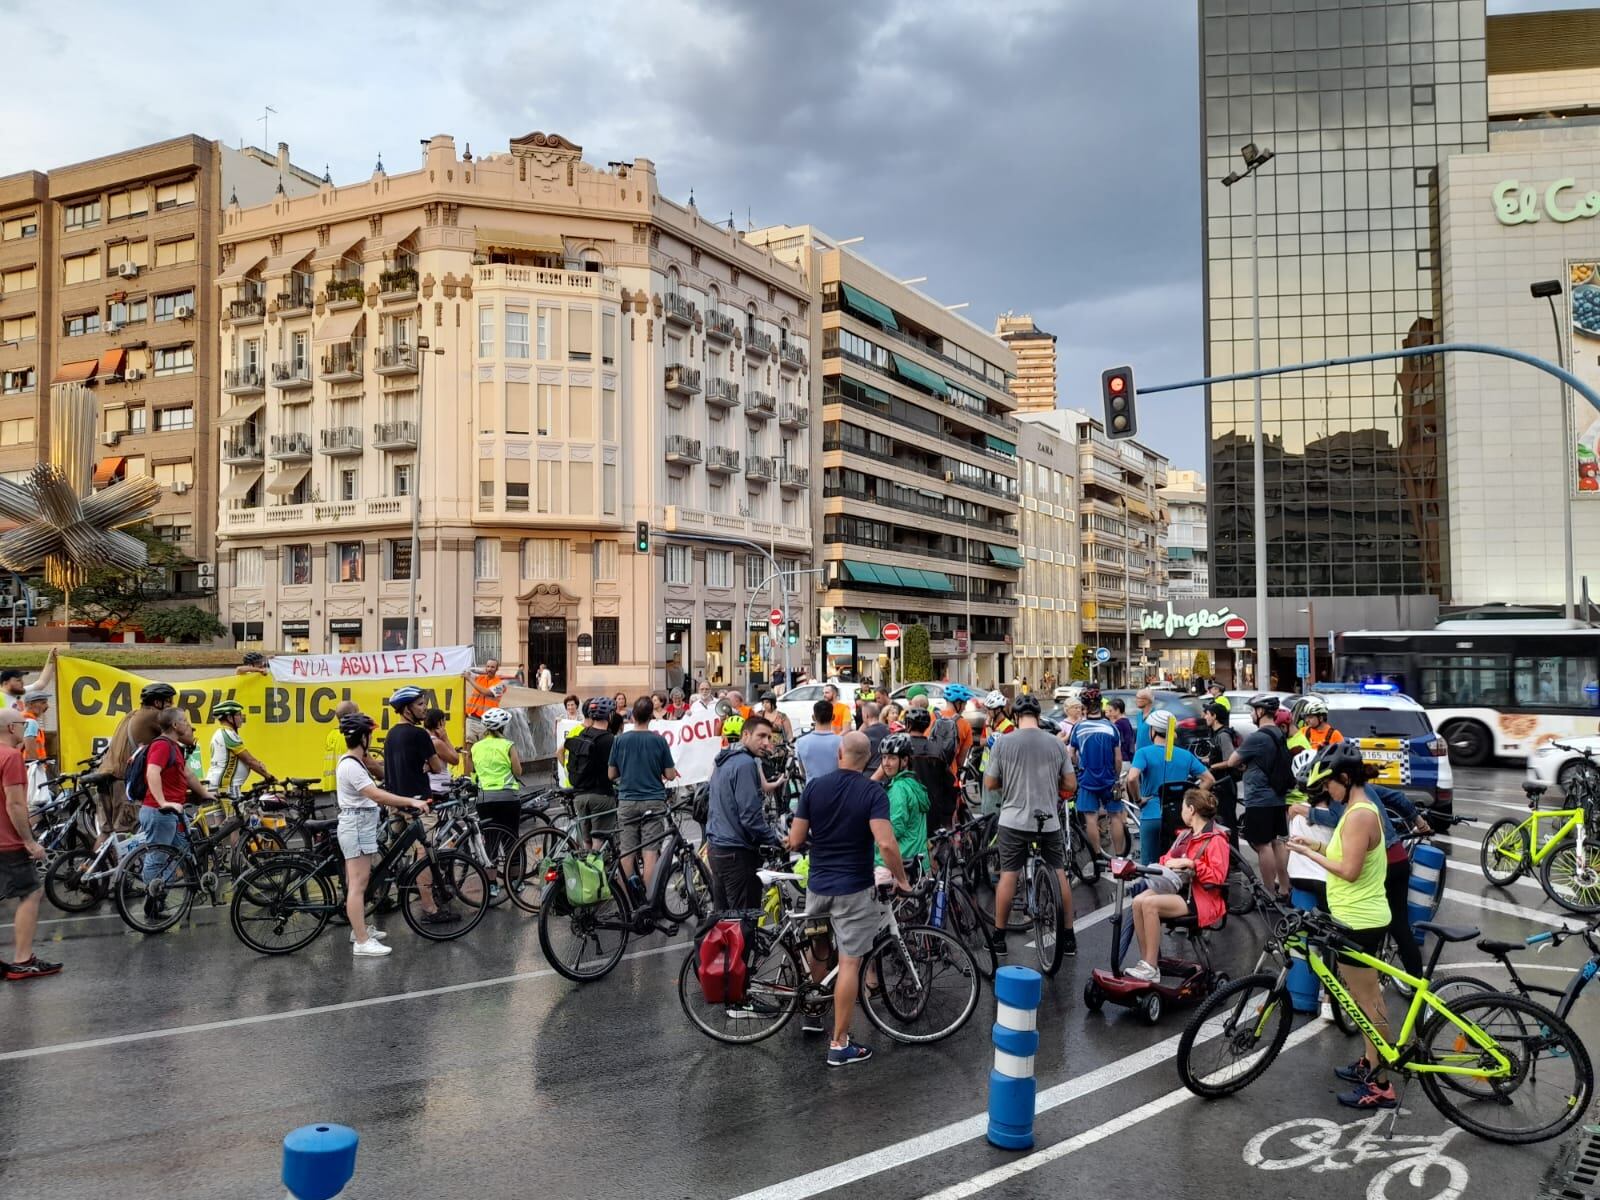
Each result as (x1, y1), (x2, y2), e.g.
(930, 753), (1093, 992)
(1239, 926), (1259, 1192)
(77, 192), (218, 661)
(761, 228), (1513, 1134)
(1532, 279), (1577, 621)
(406, 334), (447, 649)
(1222, 140), (1275, 680)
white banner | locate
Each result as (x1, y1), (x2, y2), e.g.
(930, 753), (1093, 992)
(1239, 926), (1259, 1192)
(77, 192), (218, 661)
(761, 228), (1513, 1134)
(269, 645), (475, 683)
(557, 715), (724, 788)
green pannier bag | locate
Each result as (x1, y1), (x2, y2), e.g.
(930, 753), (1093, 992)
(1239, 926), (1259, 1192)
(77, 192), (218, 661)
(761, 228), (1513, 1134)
(560, 852), (611, 907)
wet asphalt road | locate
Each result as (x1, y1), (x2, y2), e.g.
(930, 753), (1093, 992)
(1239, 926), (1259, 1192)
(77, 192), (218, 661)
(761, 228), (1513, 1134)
(1, 766), (1593, 1200)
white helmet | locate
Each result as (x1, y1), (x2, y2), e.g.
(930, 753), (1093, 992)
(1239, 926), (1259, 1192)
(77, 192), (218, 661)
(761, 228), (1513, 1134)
(983, 690), (1008, 710)
(1147, 709), (1175, 735)
(1292, 745), (1317, 786)
(481, 707), (512, 732)
(1299, 695), (1329, 717)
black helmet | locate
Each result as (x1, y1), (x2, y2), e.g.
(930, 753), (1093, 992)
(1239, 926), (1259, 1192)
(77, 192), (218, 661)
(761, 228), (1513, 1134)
(242, 651), (266, 666)
(1080, 686), (1102, 712)
(140, 682), (177, 705)
(1248, 693), (1280, 715)
(1303, 742), (1368, 794)
(879, 733), (913, 759)
(1012, 693), (1041, 717)
(905, 707), (933, 733)
(759, 691), (777, 704)
(388, 685), (425, 712)
(339, 712), (376, 740)
(583, 696), (616, 720)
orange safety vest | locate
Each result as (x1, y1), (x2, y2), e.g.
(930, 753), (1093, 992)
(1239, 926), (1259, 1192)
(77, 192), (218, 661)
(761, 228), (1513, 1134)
(1306, 724), (1344, 749)
(465, 673), (500, 719)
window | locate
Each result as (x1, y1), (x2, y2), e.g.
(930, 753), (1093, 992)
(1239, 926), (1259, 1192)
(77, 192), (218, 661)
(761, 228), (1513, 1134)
(537, 306), (556, 359)
(568, 384), (593, 440)
(473, 617), (502, 663)
(154, 179), (196, 211)
(505, 308), (529, 358)
(534, 383), (558, 435)
(706, 550), (732, 589)
(107, 188), (148, 221)
(2, 214), (37, 241)
(593, 539), (618, 582)
(154, 405), (194, 432)
(568, 308), (592, 361)
(602, 312), (616, 365)
(152, 238), (196, 269)
(108, 296), (147, 326)
(602, 385), (618, 442)
(154, 290), (193, 321)
(537, 459), (562, 514)
(128, 407), (147, 434)
(602, 462), (617, 516)
(505, 381), (530, 434)
(151, 460), (194, 488)
(506, 457), (530, 512)
(521, 538), (570, 580)
(283, 545), (313, 585)
(153, 347), (193, 377)
(1, 265), (36, 293)
(393, 462), (412, 497)
(63, 311), (100, 337)
(746, 555), (766, 590)
(290, 331), (309, 372)
(63, 252), (100, 285)
(0, 314), (36, 341)
(385, 538), (412, 581)
(474, 537), (500, 581)
(64, 199), (100, 230)
(334, 542), (364, 583)
(593, 616), (619, 665)
(152, 517), (192, 544)
(231, 620), (264, 648)
(478, 306), (494, 358)
(339, 468), (359, 502)
(0, 417), (34, 446)
(234, 548), (264, 588)
(2, 368), (35, 395)
(666, 545), (693, 585)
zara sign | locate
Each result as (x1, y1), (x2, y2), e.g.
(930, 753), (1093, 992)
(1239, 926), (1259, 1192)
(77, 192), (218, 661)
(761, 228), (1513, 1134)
(1138, 600), (1235, 639)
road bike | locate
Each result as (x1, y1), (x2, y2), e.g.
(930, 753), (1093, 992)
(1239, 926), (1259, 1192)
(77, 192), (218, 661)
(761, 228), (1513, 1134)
(677, 878), (981, 1046)
(1481, 767), (1600, 913)
(1175, 906), (1592, 1144)
(1244, 1110), (1467, 1200)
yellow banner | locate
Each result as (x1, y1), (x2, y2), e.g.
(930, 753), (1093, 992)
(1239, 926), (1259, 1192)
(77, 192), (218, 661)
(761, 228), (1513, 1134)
(58, 657), (465, 779)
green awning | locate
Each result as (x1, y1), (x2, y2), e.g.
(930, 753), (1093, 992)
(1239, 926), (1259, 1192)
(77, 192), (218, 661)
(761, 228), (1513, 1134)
(918, 569), (955, 593)
(984, 434), (1017, 456)
(840, 282), (898, 330)
(890, 566), (923, 589)
(1166, 546), (1194, 560)
(844, 560), (891, 586)
(988, 543), (1025, 568)
(892, 353), (950, 397)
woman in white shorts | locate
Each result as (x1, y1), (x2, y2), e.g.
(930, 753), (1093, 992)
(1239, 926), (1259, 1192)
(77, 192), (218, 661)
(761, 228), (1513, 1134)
(335, 713), (430, 957)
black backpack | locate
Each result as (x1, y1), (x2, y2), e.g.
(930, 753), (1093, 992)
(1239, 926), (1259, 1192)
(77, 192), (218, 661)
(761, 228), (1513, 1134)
(1263, 726), (1294, 796)
(124, 741), (153, 806)
(566, 728), (603, 792)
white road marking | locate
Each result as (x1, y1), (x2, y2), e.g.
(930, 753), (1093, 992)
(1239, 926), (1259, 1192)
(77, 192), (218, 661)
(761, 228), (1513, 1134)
(1451, 959), (1580, 976)
(1441, 886), (1568, 927)
(0, 941), (684, 1063)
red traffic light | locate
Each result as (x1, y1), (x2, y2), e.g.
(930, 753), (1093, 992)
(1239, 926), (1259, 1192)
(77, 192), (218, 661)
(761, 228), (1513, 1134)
(1109, 376), (1126, 395)
(1100, 365), (1137, 440)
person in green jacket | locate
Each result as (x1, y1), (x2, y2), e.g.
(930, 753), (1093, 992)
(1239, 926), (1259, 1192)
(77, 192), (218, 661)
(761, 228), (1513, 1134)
(874, 733), (929, 873)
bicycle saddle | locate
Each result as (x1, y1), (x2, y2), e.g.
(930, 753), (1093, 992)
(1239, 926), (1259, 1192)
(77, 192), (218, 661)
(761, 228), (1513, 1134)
(301, 818), (339, 834)
(1476, 937), (1524, 956)
(1415, 920), (1478, 944)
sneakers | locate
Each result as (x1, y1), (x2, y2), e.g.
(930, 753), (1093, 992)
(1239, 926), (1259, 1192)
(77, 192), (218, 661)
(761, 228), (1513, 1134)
(418, 908), (462, 926)
(1334, 1056), (1374, 1084)
(352, 938), (392, 957)
(1125, 960), (1161, 983)
(986, 929), (1009, 958)
(801, 1014), (826, 1035)
(1061, 930), (1078, 957)
(5, 956), (62, 981)
(1337, 1079), (1398, 1109)
(827, 1038), (874, 1067)
(348, 927), (388, 944)
(724, 1004), (762, 1020)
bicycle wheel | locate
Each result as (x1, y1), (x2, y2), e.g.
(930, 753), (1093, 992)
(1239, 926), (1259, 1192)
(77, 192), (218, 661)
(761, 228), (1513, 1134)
(678, 930), (804, 1044)
(504, 825), (566, 915)
(1031, 867), (1064, 977)
(861, 925), (981, 1044)
(946, 882), (996, 981)
(1428, 973), (1498, 1008)
(398, 851), (490, 941)
(44, 846), (105, 913)
(1177, 972), (1294, 1098)
(1480, 819), (1529, 887)
(116, 843), (198, 934)
(972, 848), (1033, 932)
(661, 844), (715, 925)
(1068, 818), (1102, 886)
(229, 858), (335, 955)
(538, 881), (630, 981)
(1419, 992), (1593, 1145)
(1539, 840), (1600, 914)
(227, 826), (287, 877)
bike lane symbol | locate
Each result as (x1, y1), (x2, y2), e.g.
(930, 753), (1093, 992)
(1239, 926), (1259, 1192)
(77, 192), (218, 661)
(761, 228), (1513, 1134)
(1244, 1111), (1468, 1200)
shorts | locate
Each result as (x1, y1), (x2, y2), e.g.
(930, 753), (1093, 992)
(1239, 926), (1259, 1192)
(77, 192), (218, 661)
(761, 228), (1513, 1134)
(573, 792), (617, 840)
(337, 808), (382, 859)
(995, 824), (1066, 873)
(476, 791), (520, 839)
(1241, 805), (1288, 846)
(465, 716), (486, 742)
(804, 886), (883, 959)
(96, 780), (140, 835)
(0, 848), (41, 902)
(1335, 924), (1389, 958)
(617, 799), (667, 858)
(1077, 786), (1123, 815)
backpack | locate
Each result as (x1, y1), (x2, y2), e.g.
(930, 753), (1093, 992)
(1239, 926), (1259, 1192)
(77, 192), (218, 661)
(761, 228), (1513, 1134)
(124, 741), (153, 806)
(566, 728), (601, 791)
(695, 914), (754, 1004)
(559, 851), (612, 907)
(1263, 726), (1294, 796)
(929, 717), (959, 766)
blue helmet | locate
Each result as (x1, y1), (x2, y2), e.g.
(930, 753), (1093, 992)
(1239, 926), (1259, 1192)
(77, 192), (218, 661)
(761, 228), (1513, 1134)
(388, 685), (426, 712)
(942, 683), (974, 705)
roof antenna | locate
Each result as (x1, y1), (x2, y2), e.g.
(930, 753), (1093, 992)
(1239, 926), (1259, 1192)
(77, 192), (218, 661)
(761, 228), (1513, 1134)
(688, 187), (695, 207)
(257, 104), (277, 151)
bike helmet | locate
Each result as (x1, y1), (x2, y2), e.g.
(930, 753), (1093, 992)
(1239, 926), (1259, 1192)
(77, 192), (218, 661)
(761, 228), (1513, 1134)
(339, 712), (376, 739)
(1298, 695), (1329, 718)
(879, 733), (913, 759)
(584, 696), (616, 720)
(904, 706), (933, 733)
(1303, 741), (1368, 794)
(722, 713), (746, 737)
(1248, 693), (1280, 715)
(1146, 708), (1174, 736)
(242, 651), (266, 666)
(211, 699), (244, 721)
(388, 685), (426, 712)
(759, 691), (778, 705)
(942, 683), (973, 705)
(1291, 744), (1318, 787)
(140, 682), (177, 705)
(982, 689), (1008, 710)
(1080, 686), (1102, 711)
(1012, 693), (1041, 717)
(481, 707), (512, 732)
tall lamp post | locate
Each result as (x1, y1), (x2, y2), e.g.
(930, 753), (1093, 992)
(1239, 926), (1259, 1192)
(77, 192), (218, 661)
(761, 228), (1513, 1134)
(407, 335), (446, 649)
(1222, 141), (1276, 681)
(1532, 279), (1577, 621)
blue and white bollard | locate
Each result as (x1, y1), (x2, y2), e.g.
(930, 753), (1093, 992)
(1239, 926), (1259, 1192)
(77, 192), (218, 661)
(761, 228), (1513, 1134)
(282, 1124), (358, 1200)
(1286, 887), (1321, 1013)
(1407, 843), (1446, 944)
(987, 965), (1042, 1150)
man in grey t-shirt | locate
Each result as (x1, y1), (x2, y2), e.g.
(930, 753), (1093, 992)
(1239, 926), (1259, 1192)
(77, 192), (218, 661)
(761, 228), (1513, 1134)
(795, 700), (843, 781)
(982, 696), (1077, 958)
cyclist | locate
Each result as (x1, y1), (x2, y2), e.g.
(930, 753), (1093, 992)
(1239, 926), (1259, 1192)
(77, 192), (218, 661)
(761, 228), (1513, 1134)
(1106, 697), (1136, 761)
(464, 658), (507, 743)
(139, 708), (215, 917)
(706, 713), (784, 911)
(822, 683), (852, 733)
(1, 706), (59, 980)
(758, 692), (792, 744)
(1125, 709), (1214, 864)
(1201, 701), (1241, 844)
(795, 701), (843, 780)
(860, 703), (889, 777)
(1124, 785), (1231, 982)
(1288, 743), (1396, 1109)
(1226, 693), (1294, 900)
(566, 698), (616, 849)
(335, 712), (431, 958)
(1131, 688), (1157, 750)
(984, 693), (1077, 958)
(1294, 695), (1343, 750)
(940, 685), (977, 789)
(607, 696), (679, 889)
(236, 650), (270, 677)
(977, 689), (1015, 816)
(324, 700), (364, 793)
(902, 706), (958, 840)
(205, 700), (274, 801)
(1067, 687), (1125, 861)
(467, 708), (523, 847)
(556, 695), (582, 785)
(101, 681), (176, 839)
(384, 685), (458, 927)
(874, 733), (929, 874)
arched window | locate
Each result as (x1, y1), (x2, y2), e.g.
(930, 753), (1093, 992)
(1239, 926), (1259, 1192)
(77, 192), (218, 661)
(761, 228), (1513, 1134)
(746, 303), (758, 338)
(780, 317), (791, 349)
(667, 267), (682, 299)
(580, 247), (602, 274)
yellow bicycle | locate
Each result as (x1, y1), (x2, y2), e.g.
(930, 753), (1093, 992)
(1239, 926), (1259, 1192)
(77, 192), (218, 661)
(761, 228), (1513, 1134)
(1482, 771), (1600, 913)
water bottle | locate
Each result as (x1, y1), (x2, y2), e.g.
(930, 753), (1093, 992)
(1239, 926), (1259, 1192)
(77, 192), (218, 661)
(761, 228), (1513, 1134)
(930, 883), (947, 930)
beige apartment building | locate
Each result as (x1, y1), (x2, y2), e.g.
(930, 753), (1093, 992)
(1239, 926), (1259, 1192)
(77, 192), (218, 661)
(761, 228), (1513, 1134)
(1013, 416), (1080, 689)
(215, 132), (812, 694)
(750, 227), (1021, 688)
(994, 313), (1057, 413)
(0, 137), (315, 603)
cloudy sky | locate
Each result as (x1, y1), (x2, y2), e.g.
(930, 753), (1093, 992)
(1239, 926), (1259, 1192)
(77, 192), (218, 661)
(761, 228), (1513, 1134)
(2, 0), (1591, 471)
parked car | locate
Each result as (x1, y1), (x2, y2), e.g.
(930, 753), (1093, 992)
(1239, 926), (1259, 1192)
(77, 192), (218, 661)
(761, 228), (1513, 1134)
(1099, 691), (1208, 753)
(1527, 734), (1600, 793)
(1223, 690), (1300, 738)
(776, 682), (861, 735)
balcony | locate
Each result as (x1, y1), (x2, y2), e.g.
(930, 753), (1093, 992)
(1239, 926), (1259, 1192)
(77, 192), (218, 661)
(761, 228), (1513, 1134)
(373, 344), (417, 376)
(223, 496), (409, 534)
(473, 263), (619, 297)
(319, 426), (362, 456)
(319, 341), (364, 382)
(779, 463), (810, 490)
(228, 297), (266, 324)
(779, 343), (807, 372)
(665, 364), (701, 397)
(372, 420), (419, 450)
(272, 362), (313, 392)
(222, 367), (265, 395)
(270, 432), (313, 462)
(222, 437), (264, 465)
(745, 390), (775, 420)
(276, 288), (314, 317)
(705, 310), (735, 343)
(745, 329), (775, 359)
(663, 293), (698, 328)
(778, 401), (809, 429)
(745, 454), (776, 482)
(706, 378), (740, 409)
(325, 278), (365, 307)
(378, 267), (418, 301)
(665, 435), (702, 464)
(706, 445), (740, 474)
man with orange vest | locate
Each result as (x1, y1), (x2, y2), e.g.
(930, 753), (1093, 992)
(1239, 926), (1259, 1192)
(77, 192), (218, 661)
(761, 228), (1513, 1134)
(464, 658), (507, 742)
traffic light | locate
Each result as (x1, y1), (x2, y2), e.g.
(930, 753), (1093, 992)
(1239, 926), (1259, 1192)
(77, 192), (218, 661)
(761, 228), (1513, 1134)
(635, 521), (650, 553)
(738, 643), (748, 664)
(1101, 365), (1137, 440)
(787, 618), (800, 646)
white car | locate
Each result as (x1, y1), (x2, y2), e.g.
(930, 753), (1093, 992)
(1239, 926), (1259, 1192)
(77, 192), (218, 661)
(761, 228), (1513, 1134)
(1223, 690), (1299, 738)
(1527, 735), (1600, 793)
(777, 682), (861, 734)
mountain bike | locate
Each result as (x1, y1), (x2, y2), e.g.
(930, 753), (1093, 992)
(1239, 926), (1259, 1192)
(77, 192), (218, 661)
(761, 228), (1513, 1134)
(971, 812), (1068, 976)
(1175, 907), (1593, 1144)
(902, 823), (995, 980)
(1429, 918), (1600, 1022)
(1481, 772), (1600, 913)
(115, 797), (287, 934)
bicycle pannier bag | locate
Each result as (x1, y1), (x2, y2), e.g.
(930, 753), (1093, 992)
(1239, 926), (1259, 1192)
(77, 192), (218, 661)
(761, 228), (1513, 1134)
(696, 917), (749, 1004)
(560, 852), (611, 907)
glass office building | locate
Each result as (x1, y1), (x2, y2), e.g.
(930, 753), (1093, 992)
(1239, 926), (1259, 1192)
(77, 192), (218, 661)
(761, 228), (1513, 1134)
(1201, 0), (1488, 599)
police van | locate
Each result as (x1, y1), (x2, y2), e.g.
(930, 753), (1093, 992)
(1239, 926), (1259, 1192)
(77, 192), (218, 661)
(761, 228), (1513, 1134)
(1314, 683), (1454, 815)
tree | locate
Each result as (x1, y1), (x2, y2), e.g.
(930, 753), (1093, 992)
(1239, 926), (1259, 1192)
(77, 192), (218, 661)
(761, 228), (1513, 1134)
(31, 524), (208, 635)
(141, 605), (227, 644)
(1070, 643), (1091, 683)
(902, 623), (933, 683)
(1192, 649), (1212, 683)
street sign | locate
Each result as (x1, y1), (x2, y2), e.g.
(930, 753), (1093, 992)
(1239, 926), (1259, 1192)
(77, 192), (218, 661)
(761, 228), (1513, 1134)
(1227, 638), (1246, 650)
(882, 622), (902, 646)
(955, 629), (969, 655)
(1095, 647), (1111, 664)
(768, 607), (784, 628)
(1222, 615), (1248, 641)
(1328, 630), (1335, 658)
(1296, 643), (1310, 680)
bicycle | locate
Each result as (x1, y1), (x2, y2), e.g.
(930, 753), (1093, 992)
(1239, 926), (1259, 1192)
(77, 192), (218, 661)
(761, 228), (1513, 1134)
(228, 811), (489, 954)
(677, 877), (981, 1046)
(1175, 906), (1593, 1144)
(43, 818), (143, 913)
(1481, 763), (1600, 913)
(972, 812), (1068, 976)
(1429, 917), (1600, 1022)
(903, 823), (996, 980)
(427, 779), (516, 908)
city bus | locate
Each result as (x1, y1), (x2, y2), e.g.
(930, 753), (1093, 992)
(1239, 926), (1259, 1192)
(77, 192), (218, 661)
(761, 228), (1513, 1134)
(1335, 620), (1600, 766)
